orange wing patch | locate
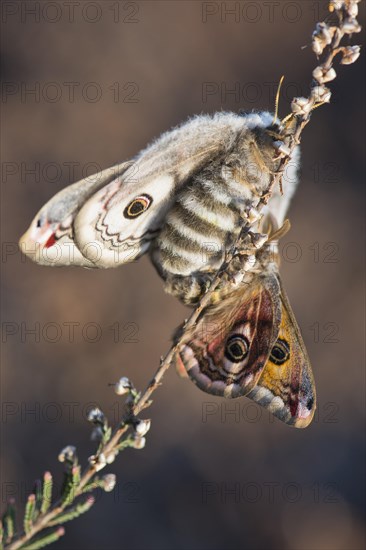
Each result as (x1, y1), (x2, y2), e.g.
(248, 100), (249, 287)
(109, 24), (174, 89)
(247, 288), (316, 428)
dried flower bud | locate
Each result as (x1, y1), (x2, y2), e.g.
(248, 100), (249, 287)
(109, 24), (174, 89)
(342, 18), (361, 34)
(115, 377), (133, 396)
(313, 22), (333, 44)
(312, 66), (337, 84)
(312, 36), (326, 56)
(311, 85), (332, 103)
(312, 23), (337, 55)
(312, 67), (323, 83)
(135, 419), (151, 437)
(340, 45), (361, 65)
(88, 453), (107, 471)
(58, 445), (77, 464)
(87, 408), (105, 424)
(88, 454), (97, 466)
(102, 474), (117, 492)
(291, 96), (314, 116)
(132, 436), (146, 450)
(106, 452), (116, 464)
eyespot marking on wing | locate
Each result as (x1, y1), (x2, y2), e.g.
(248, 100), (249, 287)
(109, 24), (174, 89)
(224, 334), (250, 363)
(123, 194), (153, 219)
(269, 338), (290, 365)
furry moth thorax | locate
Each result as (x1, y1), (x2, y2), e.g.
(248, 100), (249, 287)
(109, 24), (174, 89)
(20, 111), (299, 305)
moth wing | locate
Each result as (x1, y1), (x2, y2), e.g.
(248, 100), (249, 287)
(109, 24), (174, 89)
(176, 273), (282, 398)
(72, 165), (177, 267)
(19, 162), (131, 267)
(72, 144), (227, 268)
(20, 113), (243, 268)
(247, 281), (316, 428)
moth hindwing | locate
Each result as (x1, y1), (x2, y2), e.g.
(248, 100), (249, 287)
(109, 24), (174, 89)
(176, 272), (316, 428)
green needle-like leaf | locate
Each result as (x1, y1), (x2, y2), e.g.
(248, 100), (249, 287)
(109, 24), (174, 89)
(40, 473), (53, 516)
(24, 495), (36, 534)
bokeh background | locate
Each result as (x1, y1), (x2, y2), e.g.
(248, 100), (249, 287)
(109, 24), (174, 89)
(1, 1), (365, 549)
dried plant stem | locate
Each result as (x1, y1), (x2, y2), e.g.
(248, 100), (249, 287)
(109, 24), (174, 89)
(69, 224), (255, 491)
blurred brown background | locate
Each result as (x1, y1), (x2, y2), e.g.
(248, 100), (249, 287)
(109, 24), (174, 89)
(1, 1), (365, 549)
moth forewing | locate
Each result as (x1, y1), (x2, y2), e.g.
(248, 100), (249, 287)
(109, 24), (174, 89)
(72, 173), (177, 268)
(18, 162), (132, 267)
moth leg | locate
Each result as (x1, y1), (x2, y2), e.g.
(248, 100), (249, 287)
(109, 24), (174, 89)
(222, 253), (258, 287)
(225, 230), (269, 278)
